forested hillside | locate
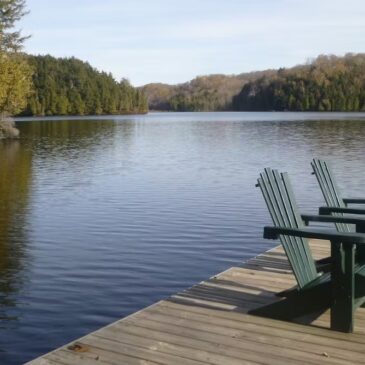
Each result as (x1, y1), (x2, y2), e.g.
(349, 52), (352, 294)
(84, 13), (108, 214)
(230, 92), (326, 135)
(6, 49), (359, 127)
(141, 71), (275, 111)
(16, 53), (365, 116)
(232, 54), (365, 111)
(20, 55), (148, 116)
(142, 54), (365, 112)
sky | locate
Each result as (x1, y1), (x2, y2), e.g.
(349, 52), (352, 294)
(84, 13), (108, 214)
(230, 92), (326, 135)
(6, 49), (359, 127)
(19, 0), (365, 86)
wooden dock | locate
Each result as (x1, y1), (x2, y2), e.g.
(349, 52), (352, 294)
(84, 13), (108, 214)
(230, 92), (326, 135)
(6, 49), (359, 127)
(26, 240), (365, 365)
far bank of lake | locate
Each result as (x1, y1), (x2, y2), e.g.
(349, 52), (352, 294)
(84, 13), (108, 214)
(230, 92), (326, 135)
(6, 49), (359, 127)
(15, 110), (365, 122)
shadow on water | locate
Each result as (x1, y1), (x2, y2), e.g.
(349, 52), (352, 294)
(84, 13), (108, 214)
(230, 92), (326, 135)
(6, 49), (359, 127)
(18, 118), (119, 147)
(0, 141), (32, 324)
(18, 119), (139, 170)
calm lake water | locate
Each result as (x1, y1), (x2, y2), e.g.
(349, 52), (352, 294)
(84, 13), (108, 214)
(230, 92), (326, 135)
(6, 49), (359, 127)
(1, 112), (365, 364)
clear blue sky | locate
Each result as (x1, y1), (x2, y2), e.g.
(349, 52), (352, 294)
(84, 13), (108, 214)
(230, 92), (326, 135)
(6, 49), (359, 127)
(19, 0), (365, 86)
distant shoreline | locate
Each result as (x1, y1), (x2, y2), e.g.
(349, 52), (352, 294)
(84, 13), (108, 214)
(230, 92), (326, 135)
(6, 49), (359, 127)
(14, 111), (365, 123)
(14, 112), (149, 121)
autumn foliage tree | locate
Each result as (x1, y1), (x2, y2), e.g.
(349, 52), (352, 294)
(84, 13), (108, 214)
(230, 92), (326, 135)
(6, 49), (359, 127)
(0, 0), (32, 138)
(232, 54), (365, 111)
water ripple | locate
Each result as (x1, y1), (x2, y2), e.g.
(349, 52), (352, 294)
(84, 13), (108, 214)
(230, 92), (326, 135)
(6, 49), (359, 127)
(0, 113), (364, 364)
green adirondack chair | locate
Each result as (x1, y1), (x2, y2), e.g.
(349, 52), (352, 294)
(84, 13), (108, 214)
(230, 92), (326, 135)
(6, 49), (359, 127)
(249, 168), (365, 332)
(311, 159), (365, 232)
(311, 159), (365, 260)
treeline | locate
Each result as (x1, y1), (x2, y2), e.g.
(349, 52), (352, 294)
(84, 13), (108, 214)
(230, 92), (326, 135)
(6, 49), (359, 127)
(232, 54), (365, 111)
(141, 54), (365, 112)
(19, 55), (148, 116)
(141, 71), (275, 112)
(13, 53), (365, 116)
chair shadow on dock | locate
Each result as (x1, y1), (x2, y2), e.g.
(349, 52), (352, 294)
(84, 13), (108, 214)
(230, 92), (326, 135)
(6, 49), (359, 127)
(167, 269), (327, 328)
(166, 240), (365, 333)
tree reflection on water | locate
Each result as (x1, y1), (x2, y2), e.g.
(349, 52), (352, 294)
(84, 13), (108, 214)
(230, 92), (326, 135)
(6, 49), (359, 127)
(0, 141), (32, 323)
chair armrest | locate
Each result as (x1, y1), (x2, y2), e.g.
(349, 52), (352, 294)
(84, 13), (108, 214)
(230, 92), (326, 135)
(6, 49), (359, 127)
(301, 214), (365, 233)
(319, 206), (365, 215)
(302, 214), (365, 233)
(263, 226), (365, 245)
(302, 214), (365, 225)
(343, 198), (365, 205)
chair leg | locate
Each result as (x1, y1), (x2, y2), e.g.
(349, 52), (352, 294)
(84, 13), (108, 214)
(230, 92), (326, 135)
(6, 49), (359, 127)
(356, 245), (365, 262)
(356, 225), (365, 262)
(331, 242), (355, 333)
(356, 275), (365, 308)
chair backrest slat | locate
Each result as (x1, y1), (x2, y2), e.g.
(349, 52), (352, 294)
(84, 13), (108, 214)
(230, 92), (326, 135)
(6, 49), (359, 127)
(281, 172), (317, 280)
(311, 159), (351, 232)
(259, 172), (301, 278)
(273, 170), (315, 285)
(257, 168), (318, 288)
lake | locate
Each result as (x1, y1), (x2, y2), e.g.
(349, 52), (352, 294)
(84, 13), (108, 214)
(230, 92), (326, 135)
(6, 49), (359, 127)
(2, 112), (365, 364)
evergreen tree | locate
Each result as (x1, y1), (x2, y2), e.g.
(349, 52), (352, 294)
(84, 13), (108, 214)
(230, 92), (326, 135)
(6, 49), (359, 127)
(0, 0), (28, 52)
(20, 55), (148, 116)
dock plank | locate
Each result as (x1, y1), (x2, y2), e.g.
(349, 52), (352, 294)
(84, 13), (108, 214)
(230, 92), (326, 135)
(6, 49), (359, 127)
(26, 239), (365, 365)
